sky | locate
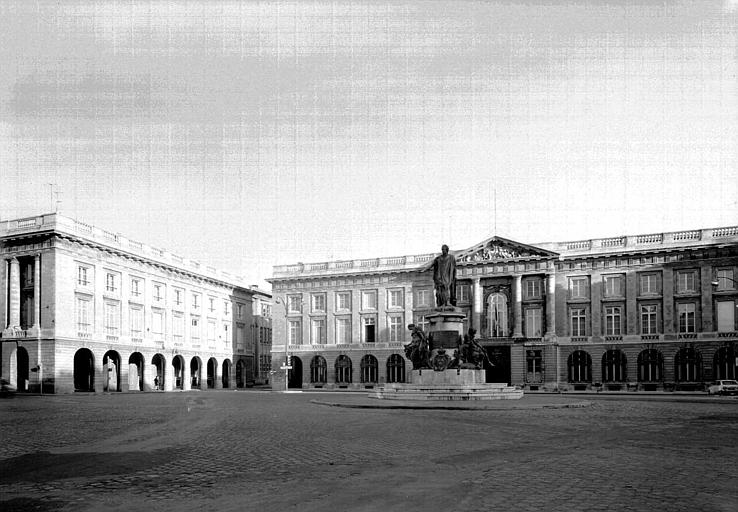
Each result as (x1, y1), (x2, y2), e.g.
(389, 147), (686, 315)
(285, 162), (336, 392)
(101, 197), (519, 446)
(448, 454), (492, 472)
(1, 0), (737, 290)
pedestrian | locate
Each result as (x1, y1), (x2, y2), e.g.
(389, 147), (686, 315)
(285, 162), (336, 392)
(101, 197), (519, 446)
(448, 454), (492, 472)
(154, 375), (159, 390)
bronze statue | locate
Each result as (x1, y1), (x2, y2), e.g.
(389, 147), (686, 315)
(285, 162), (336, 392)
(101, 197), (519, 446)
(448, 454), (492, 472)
(432, 244), (457, 307)
(459, 328), (492, 369)
(404, 324), (430, 370)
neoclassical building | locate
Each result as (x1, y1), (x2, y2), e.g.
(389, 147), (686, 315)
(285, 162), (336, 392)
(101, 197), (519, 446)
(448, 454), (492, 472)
(0, 213), (271, 393)
(269, 226), (738, 392)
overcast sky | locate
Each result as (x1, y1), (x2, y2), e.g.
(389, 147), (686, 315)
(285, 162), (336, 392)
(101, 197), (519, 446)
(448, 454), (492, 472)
(1, 0), (737, 289)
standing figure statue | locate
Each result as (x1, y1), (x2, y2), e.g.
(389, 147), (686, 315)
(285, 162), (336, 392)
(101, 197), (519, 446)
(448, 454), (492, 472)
(432, 244), (457, 307)
(459, 328), (492, 369)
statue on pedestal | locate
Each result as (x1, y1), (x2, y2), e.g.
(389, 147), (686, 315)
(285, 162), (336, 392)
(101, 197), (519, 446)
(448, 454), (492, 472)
(432, 244), (457, 308)
(458, 328), (492, 369)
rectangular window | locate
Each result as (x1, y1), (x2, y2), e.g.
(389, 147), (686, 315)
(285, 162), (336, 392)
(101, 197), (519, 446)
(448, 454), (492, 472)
(525, 279), (542, 300)
(716, 269), (735, 291)
(388, 289), (404, 308)
(105, 273), (118, 293)
(174, 288), (183, 307)
(311, 318), (326, 344)
(603, 275), (624, 297)
(569, 277), (589, 299)
(77, 266), (90, 287)
(289, 320), (302, 345)
(640, 304), (659, 335)
(415, 289), (431, 308)
(639, 273), (660, 296)
(104, 301), (120, 335)
(676, 271), (697, 293)
(237, 303), (244, 319)
(677, 303), (696, 333)
(208, 297), (215, 313)
(129, 306), (144, 337)
(361, 290), (377, 310)
(153, 283), (164, 303)
(312, 294), (326, 312)
(414, 314), (429, 333)
(76, 296), (92, 332)
(388, 314), (404, 342)
(524, 308), (542, 337)
(130, 278), (142, 298)
(456, 283), (471, 303)
(173, 313), (184, 340)
(288, 295), (302, 314)
(222, 322), (229, 341)
(336, 292), (351, 311)
(192, 293), (200, 310)
(152, 309), (164, 335)
(207, 320), (216, 343)
(336, 318), (351, 344)
(191, 316), (201, 341)
(604, 306), (622, 335)
(236, 325), (245, 351)
(570, 308), (586, 336)
(224, 301), (230, 316)
(716, 300), (736, 332)
(363, 316), (376, 343)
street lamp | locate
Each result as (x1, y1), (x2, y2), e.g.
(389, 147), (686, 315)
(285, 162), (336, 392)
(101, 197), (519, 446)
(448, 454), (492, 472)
(711, 275), (738, 288)
(274, 296), (291, 392)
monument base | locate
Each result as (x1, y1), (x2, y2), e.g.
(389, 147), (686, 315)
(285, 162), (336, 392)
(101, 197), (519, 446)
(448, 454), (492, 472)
(369, 369), (524, 401)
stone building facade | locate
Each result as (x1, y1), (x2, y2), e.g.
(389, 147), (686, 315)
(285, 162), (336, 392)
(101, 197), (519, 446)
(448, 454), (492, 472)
(269, 227), (738, 392)
(0, 213), (271, 393)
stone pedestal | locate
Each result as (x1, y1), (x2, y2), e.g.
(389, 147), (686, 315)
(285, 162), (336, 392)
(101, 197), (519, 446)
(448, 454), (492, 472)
(425, 307), (465, 369)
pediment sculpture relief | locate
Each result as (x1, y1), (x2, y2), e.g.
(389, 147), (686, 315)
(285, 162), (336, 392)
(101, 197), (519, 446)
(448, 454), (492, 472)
(458, 242), (532, 262)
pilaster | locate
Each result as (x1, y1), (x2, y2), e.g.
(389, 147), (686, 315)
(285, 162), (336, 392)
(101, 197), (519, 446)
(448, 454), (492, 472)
(472, 277), (483, 333)
(512, 274), (523, 338)
(545, 273), (556, 337)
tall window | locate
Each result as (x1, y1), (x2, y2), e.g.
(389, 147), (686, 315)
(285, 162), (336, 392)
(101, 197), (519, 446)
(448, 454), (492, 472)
(207, 320), (216, 343)
(674, 347), (702, 382)
(236, 325), (245, 351)
(129, 306), (144, 338)
(336, 318), (351, 344)
(192, 293), (200, 310)
(388, 289), (404, 308)
(415, 289), (431, 308)
(524, 308), (542, 338)
(677, 303), (696, 333)
(172, 313), (184, 342)
(602, 350), (626, 382)
(525, 279), (542, 299)
(208, 297), (215, 313)
(715, 269), (735, 290)
(191, 316), (201, 341)
(105, 273), (118, 293)
(526, 350), (543, 383)
(153, 284), (164, 303)
(335, 355), (352, 384)
(152, 309), (164, 336)
(603, 275), (623, 297)
(604, 306), (622, 335)
(223, 301), (230, 316)
(716, 300), (736, 332)
(311, 318), (326, 344)
(311, 294), (326, 312)
(388, 314), (403, 342)
(130, 278), (141, 298)
(456, 283), (471, 303)
(386, 354), (406, 383)
(173, 288), (183, 307)
(363, 316), (376, 343)
(104, 301), (120, 335)
(77, 266), (90, 286)
(676, 270), (697, 293)
(640, 304), (659, 334)
(568, 350), (592, 383)
(237, 303), (244, 319)
(414, 314), (429, 333)
(639, 273), (660, 296)
(488, 293), (508, 337)
(76, 296), (91, 332)
(360, 355), (379, 384)
(570, 308), (586, 337)
(336, 292), (351, 312)
(569, 277), (589, 299)
(310, 356), (327, 384)
(637, 349), (663, 382)
(288, 320), (302, 345)
(361, 290), (377, 310)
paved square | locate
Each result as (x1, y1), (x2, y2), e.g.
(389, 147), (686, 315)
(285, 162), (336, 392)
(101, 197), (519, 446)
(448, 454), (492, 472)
(1, 392), (736, 512)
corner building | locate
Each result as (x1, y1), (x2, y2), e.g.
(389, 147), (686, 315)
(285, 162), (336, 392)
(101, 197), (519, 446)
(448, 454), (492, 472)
(269, 227), (738, 392)
(0, 214), (271, 393)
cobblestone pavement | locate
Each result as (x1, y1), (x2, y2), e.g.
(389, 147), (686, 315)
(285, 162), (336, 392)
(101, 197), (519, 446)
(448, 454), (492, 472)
(1, 391), (737, 512)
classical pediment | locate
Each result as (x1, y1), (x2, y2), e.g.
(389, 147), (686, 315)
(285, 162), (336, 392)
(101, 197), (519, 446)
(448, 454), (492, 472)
(455, 236), (558, 264)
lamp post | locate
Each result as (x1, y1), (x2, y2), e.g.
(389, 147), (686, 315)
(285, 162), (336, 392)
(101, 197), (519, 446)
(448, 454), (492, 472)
(274, 297), (291, 392)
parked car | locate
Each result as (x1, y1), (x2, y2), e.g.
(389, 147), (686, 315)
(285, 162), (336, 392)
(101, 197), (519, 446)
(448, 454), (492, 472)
(0, 378), (16, 398)
(706, 380), (738, 396)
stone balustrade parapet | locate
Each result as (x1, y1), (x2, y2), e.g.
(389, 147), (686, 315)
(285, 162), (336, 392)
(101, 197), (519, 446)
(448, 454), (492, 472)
(0, 213), (269, 295)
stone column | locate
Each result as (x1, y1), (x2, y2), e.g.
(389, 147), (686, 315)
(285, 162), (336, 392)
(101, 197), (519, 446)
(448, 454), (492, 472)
(472, 278), (483, 333)
(545, 273), (556, 337)
(8, 257), (20, 328)
(512, 274), (523, 338)
(33, 254), (41, 330)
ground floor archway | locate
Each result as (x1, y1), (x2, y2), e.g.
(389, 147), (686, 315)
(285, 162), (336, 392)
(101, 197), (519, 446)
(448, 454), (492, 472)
(288, 356), (303, 388)
(74, 348), (95, 392)
(172, 355), (185, 390)
(128, 352), (144, 391)
(152, 353), (166, 390)
(222, 359), (231, 388)
(190, 357), (202, 389)
(207, 357), (217, 389)
(11, 346), (30, 392)
(102, 350), (122, 392)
